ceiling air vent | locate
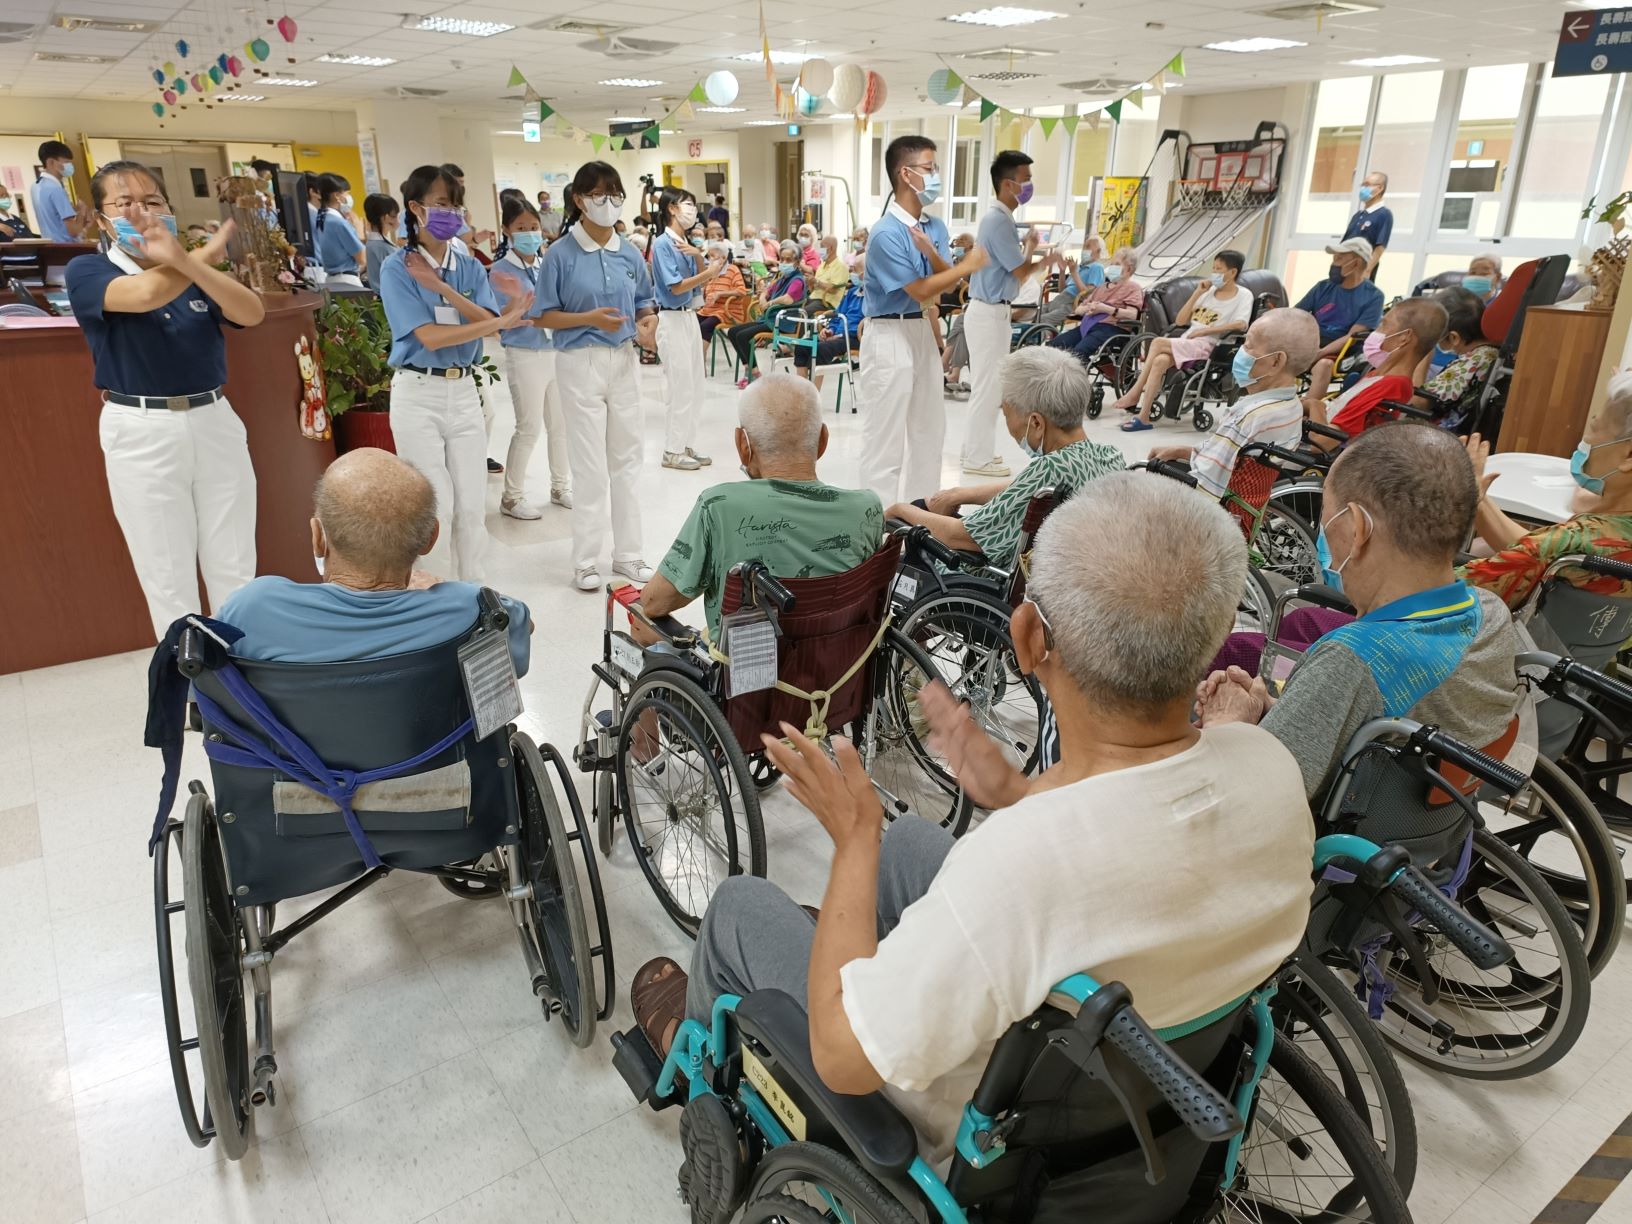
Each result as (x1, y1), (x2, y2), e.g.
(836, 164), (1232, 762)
(395, 85), (447, 97)
(52, 14), (164, 33)
(1060, 78), (1142, 93)
(35, 50), (121, 64)
(973, 70), (1040, 82)
(579, 34), (677, 58)
(530, 17), (632, 35)
(0, 21), (39, 44)
(1253, 1), (1378, 18)
(959, 46), (1055, 61)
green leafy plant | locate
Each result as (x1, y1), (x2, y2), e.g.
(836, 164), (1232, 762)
(1582, 191), (1632, 228)
(315, 295), (394, 417)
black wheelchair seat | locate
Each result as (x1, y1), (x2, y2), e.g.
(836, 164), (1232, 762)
(734, 989), (919, 1176)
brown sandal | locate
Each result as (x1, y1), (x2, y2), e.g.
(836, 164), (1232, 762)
(631, 956), (689, 1056)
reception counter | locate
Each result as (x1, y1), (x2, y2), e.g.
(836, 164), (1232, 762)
(0, 289), (335, 673)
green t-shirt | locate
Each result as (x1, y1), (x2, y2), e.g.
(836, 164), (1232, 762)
(963, 439), (1127, 564)
(658, 478), (885, 635)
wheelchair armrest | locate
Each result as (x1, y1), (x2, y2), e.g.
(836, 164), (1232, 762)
(1380, 398), (1435, 421)
(617, 587), (701, 648)
(1284, 583), (1356, 616)
(1302, 420), (1349, 445)
(734, 989), (919, 1176)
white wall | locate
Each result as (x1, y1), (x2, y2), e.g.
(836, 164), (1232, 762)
(1, 96), (359, 144)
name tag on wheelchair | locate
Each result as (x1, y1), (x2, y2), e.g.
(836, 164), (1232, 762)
(457, 628), (523, 741)
(892, 565), (928, 605)
(722, 608), (778, 697)
(609, 631), (645, 682)
(1259, 640), (1303, 696)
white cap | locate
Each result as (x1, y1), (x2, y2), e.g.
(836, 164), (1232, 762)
(1324, 236), (1374, 260)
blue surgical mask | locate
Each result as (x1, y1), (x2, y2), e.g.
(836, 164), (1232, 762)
(1571, 435), (1632, 494)
(912, 168), (942, 206)
(1231, 347), (1261, 389)
(1104, 265), (1122, 282)
(1315, 504), (1369, 592)
(1209, 271), (1224, 288)
(780, 261), (796, 274)
(1462, 275), (1492, 297)
(1018, 416), (1044, 459)
(107, 213), (177, 254)
(61, 161), (76, 178)
(510, 230), (543, 256)
(1358, 184), (1374, 203)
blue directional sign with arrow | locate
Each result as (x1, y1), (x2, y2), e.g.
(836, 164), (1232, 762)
(1555, 6), (1632, 78)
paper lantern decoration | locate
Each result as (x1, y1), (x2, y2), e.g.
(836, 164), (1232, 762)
(163, 60), (176, 77)
(190, 73), (204, 91)
(227, 55), (244, 76)
(217, 52), (230, 73)
(174, 77), (187, 94)
(276, 15), (298, 42)
(208, 65), (223, 85)
(858, 70), (888, 116)
(152, 67), (166, 85)
(794, 85), (823, 117)
(828, 62), (864, 112)
(245, 38), (270, 62)
(799, 58), (834, 97)
(163, 89), (177, 104)
(927, 68), (960, 106)
(152, 102), (165, 117)
(176, 38), (189, 58)
(703, 70), (738, 107)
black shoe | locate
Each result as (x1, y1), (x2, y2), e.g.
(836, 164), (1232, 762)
(486, 457), (504, 474)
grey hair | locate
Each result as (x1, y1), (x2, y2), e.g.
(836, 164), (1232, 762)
(1113, 245), (1138, 273)
(1474, 250), (1503, 277)
(1001, 346), (1092, 429)
(1602, 370), (1632, 436)
(1029, 472), (1246, 712)
(314, 448), (438, 573)
(1369, 169), (1389, 189)
(778, 240), (800, 259)
(707, 240), (733, 259)
(1251, 307), (1320, 378)
(739, 372), (822, 460)
(1326, 423), (1476, 563)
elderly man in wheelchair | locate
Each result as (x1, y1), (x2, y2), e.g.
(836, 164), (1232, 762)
(144, 449), (611, 1160)
(602, 474), (1432, 1223)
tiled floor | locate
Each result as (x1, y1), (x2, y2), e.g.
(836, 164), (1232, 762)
(5, 361), (1632, 1224)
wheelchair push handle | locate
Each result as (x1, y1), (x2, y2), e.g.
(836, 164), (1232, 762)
(1142, 458), (1199, 488)
(741, 562), (797, 614)
(885, 518), (963, 569)
(1414, 725), (1527, 797)
(1576, 554), (1632, 584)
(477, 586), (510, 631)
(177, 625), (207, 678)
(1520, 649), (1632, 715)
(1387, 862), (1513, 970)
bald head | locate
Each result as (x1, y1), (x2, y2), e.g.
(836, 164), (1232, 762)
(1248, 307), (1320, 379)
(1326, 423), (1476, 564)
(314, 448), (438, 575)
(1384, 297), (1448, 361)
(739, 372), (823, 463)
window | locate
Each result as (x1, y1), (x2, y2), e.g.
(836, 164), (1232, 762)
(1511, 68), (1611, 238)
(868, 134), (882, 198)
(1436, 63), (1525, 239)
(950, 115), (984, 225)
(1019, 123), (1062, 225)
(1069, 111), (1111, 234)
(1296, 75), (1370, 234)
(1367, 69), (1444, 238)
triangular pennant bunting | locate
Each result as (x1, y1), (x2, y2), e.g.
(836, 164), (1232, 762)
(689, 82), (706, 103)
(979, 97), (997, 121)
(538, 101), (554, 119)
(1106, 99), (1122, 122)
(677, 100), (694, 120)
(643, 125), (660, 146)
(1038, 115), (1058, 138)
(1167, 52), (1185, 77)
(523, 85), (540, 103)
(962, 84), (979, 106)
(507, 64), (525, 87)
(1061, 114), (1079, 136)
(589, 133), (605, 152)
(1149, 71), (1166, 96)
(1086, 110), (1102, 130)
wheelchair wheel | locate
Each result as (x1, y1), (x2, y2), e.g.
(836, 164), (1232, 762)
(1086, 382), (1104, 420)
(595, 770), (616, 858)
(1236, 566), (1276, 634)
(1356, 828), (1591, 1079)
(741, 1142), (917, 1224)
(1253, 504), (1320, 590)
(1015, 323), (1057, 348)
(181, 790), (252, 1160)
(618, 669), (765, 937)
(1484, 755), (1623, 976)
(1226, 1028), (1411, 1224)
(1193, 404), (1214, 433)
(867, 627), (974, 835)
(437, 854), (505, 901)
(1275, 955), (1417, 1197)
(1115, 332), (1154, 397)
(897, 589), (1045, 777)
(748, 752), (784, 793)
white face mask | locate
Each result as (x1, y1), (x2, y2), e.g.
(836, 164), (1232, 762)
(583, 197), (621, 227)
(314, 554), (326, 578)
(677, 202), (698, 228)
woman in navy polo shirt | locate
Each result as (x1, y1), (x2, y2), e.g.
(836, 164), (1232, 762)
(536, 160), (658, 591)
(65, 159), (265, 639)
(314, 172), (365, 288)
(377, 164), (532, 581)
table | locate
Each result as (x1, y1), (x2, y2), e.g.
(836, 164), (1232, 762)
(0, 290), (335, 673)
(1484, 451), (1577, 525)
(1496, 303), (1612, 457)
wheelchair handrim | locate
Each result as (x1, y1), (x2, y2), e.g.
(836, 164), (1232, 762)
(870, 628), (973, 834)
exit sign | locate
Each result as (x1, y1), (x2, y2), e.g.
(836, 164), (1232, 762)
(787, 123), (801, 137)
(521, 120), (541, 143)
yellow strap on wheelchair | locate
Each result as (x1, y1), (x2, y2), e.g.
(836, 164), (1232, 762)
(701, 613), (895, 740)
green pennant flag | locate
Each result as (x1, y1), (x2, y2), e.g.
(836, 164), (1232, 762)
(623, 137), (635, 150)
(507, 64), (526, 88)
(979, 97), (997, 121)
(945, 69), (961, 90)
(590, 133), (606, 153)
(538, 101), (554, 119)
(644, 125), (660, 147)
(689, 81), (707, 102)
(1167, 52), (1185, 77)
(1106, 99), (1123, 122)
(1038, 115), (1058, 138)
(1061, 114), (1079, 136)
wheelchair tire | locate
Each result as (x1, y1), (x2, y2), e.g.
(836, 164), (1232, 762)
(1253, 504), (1321, 590)
(1086, 382), (1104, 420)
(538, 738), (617, 1026)
(595, 770), (616, 859)
(1115, 332), (1155, 398)
(182, 790), (252, 1160)
(742, 1142), (918, 1224)
(748, 752), (784, 794)
(155, 812), (211, 1150)
(1276, 955), (1417, 1197)
(437, 855), (505, 901)
(509, 732), (598, 1047)
(1226, 1028), (1411, 1224)
(1192, 404), (1214, 433)
(1357, 828), (1591, 1079)
(1486, 754), (1624, 977)
(896, 588), (1045, 778)
(868, 627), (974, 836)
(1015, 324), (1057, 349)
(618, 670), (765, 937)
(1237, 565), (1276, 635)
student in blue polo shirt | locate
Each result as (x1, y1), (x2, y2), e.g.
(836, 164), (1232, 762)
(313, 173), (365, 287)
(31, 140), (87, 243)
(1295, 237), (1386, 395)
(377, 164), (533, 583)
(651, 185), (723, 473)
(860, 134), (986, 504)
(487, 195), (571, 520)
(536, 160), (658, 592)
(64, 160), (266, 639)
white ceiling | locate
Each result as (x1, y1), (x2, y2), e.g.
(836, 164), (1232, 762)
(0, 0), (1602, 130)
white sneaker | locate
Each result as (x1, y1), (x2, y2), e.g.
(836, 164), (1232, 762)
(611, 558), (655, 583)
(573, 567), (601, 592)
(963, 459), (1011, 477)
(686, 448), (713, 467)
(662, 451), (702, 471)
(551, 487), (574, 509)
(501, 497), (543, 520)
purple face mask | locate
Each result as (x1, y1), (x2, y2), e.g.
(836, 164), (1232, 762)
(423, 206), (463, 241)
(1016, 181), (1035, 206)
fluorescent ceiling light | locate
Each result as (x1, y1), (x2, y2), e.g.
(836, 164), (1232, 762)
(600, 77), (663, 87)
(495, 129), (523, 135)
(743, 120), (783, 126)
(828, 112), (854, 120)
(607, 115), (654, 123)
(698, 105), (746, 113)
(945, 7), (1063, 27)
(217, 94), (266, 102)
(733, 50), (807, 65)
(261, 77), (317, 87)
(1345, 54), (1439, 67)
(317, 53), (396, 66)
(660, 128), (678, 135)
(402, 15), (514, 37)
(1203, 36), (1306, 52)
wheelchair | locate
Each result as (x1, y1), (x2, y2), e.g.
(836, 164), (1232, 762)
(604, 829), (1487, 1222)
(150, 599), (613, 1159)
(577, 542), (970, 935)
(1113, 288), (1284, 431)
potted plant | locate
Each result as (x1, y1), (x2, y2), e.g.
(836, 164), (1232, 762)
(1579, 193), (1631, 313)
(316, 296), (396, 452)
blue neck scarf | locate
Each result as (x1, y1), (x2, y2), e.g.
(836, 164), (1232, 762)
(1319, 581), (1482, 716)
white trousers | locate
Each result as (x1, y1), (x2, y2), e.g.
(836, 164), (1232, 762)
(498, 346), (570, 502)
(556, 345), (644, 573)
(98, 398), (258, 640)
(960, 299), (1012, 468)
(858, 317), (946, 505)
(388, 369), (488, 582)
(656, 310), (706, 455)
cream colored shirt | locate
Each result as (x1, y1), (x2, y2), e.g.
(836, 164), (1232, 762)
(839, 722), (1314, 1160)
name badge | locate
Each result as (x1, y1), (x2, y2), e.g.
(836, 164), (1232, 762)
(434, 305), (460, 326)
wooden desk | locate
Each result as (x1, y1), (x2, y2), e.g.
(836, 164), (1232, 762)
(1497, 303), (1613, 456)
(0, 290), (335, 673)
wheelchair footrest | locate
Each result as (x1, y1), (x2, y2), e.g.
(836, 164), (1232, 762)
(611, 1025), (678, 1110)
